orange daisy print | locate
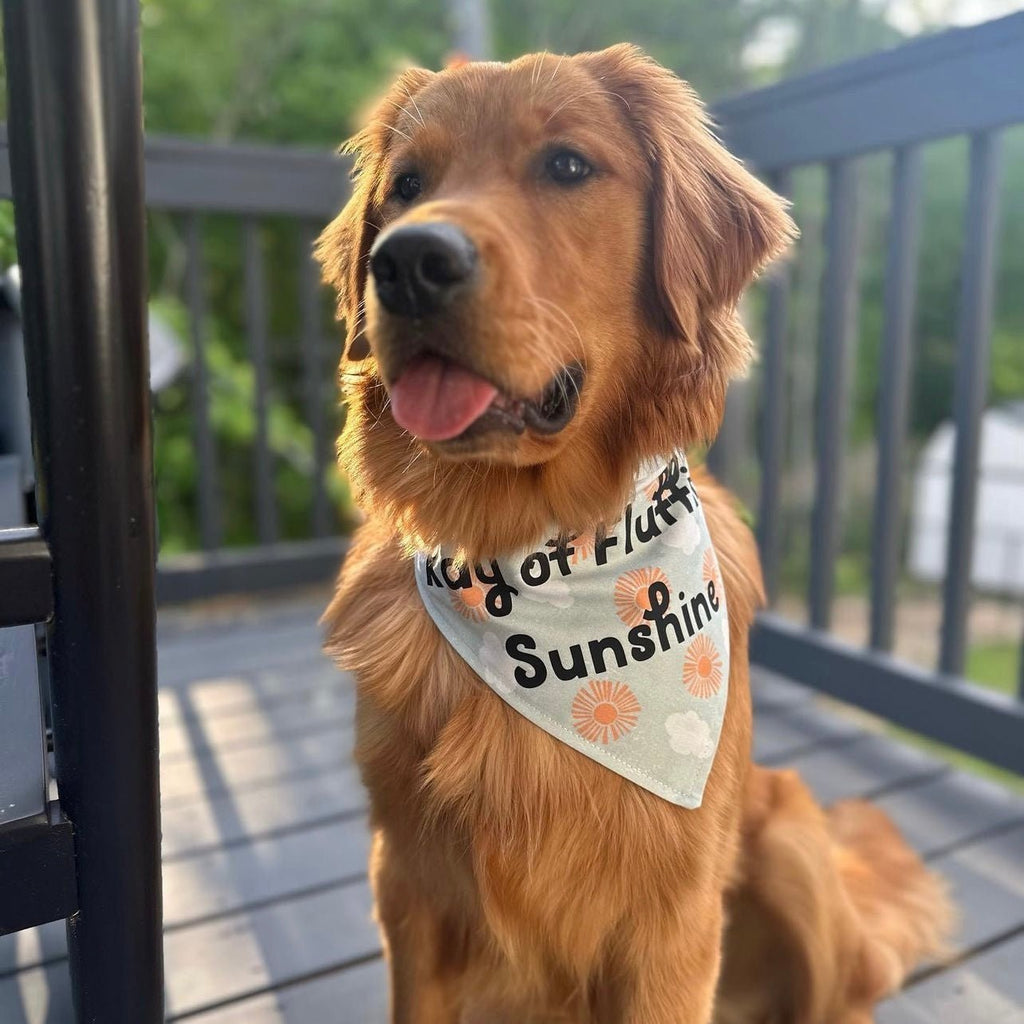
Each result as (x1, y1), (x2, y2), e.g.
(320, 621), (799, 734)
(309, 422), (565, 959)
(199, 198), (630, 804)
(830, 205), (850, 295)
(450, 582), (492, 621)
(569, 531), (595, 565)
(702, 549), (719, 590)
(682, 635), (723, 698)
(571, 680), (641, 744)
(614, 567), (670, 627)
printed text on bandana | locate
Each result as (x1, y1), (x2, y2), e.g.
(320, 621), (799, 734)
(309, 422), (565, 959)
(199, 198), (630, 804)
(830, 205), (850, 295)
(422, 457), (723, 687)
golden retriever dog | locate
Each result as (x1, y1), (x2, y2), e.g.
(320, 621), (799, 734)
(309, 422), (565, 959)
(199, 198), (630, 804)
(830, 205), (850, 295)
(317, 46), (952, 1023)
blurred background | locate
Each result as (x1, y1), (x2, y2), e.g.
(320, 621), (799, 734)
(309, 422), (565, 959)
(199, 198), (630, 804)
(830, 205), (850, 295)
(1, 0), (1022, 763)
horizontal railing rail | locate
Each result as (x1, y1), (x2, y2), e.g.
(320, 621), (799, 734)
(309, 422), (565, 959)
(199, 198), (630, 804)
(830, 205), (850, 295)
(714, 10), (1024, 170)
(0, 526), (52, 627)
(2, 125), (350, 214)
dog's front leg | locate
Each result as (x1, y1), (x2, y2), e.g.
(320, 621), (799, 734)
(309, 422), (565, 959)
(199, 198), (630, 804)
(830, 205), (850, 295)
(612, 902), (724, 1024)
(372, 830), (465, 1024)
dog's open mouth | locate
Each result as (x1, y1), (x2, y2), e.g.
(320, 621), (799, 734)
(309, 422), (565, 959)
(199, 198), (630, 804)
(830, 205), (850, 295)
(389, 356), (584, 443)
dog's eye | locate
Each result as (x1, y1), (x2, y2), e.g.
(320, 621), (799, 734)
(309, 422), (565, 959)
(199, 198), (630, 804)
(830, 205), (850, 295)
(546, 150), (592, 185)
(393, 172), (422, 202)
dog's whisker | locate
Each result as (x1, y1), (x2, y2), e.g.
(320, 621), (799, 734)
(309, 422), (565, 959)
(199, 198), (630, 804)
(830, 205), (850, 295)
(529, 52), (548, 94)
(403, 88), (426, 129)
(371, 120), (415, 145)
(545, 53), (565, 90)
(380, 97), (422, 131)
(543, 87), (608, 125)
(392, 85), (423, 129)
(523, 295), (585, 359)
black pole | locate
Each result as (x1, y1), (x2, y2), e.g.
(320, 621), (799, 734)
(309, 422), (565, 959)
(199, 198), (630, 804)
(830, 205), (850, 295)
(2, 3), (164, 1022)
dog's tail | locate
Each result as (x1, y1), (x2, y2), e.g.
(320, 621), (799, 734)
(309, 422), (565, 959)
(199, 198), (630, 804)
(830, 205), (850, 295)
(717, 767), (954, 1024)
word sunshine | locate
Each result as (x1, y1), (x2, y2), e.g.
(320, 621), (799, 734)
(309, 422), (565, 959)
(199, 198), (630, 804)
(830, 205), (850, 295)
(423, 456), (701, 617)
(507, 579), (721, 688)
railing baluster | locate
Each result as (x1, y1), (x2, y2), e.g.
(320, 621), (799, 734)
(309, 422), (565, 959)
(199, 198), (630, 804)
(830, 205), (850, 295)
(1018, 623), (1024, 702)
(299, 223), (331, 538)
(939, 130), (1003, 676)
(185, 213), (221, 551)
(704, 387), (745, 491)
(870, 145), (923, 651)
(243, 218), (278, 545)
(757, 168), (793, 606)
(809, 158), (861, 631)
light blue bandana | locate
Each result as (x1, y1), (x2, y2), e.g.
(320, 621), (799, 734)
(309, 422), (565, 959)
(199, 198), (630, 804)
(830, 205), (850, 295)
(414, 453), (729, 808)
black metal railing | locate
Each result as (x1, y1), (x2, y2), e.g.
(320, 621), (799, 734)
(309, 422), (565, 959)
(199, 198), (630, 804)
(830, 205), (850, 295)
(1, 1), (163, 1021)
(711, 11), (1024, 773)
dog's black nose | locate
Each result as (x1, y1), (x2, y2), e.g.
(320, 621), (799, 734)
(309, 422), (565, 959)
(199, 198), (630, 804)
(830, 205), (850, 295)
(369, 223), (478, 318)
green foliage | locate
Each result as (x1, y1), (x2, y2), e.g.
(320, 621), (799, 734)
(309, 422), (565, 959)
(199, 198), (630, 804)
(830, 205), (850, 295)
(139, 0), (452, 144)
(150, 295), (352, 553)
(491, 0), (760, 98)
(0, 201), (15, 268)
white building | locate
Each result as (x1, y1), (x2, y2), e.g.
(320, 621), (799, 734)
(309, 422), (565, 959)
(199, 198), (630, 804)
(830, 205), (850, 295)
(908, 403), (1024, 596)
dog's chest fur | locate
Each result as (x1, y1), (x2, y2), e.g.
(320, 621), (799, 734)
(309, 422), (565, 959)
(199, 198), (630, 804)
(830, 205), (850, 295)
(324, 483), (757, 991)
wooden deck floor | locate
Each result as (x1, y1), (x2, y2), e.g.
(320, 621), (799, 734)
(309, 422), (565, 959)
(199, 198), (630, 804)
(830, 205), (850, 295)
(1, 591), (1022, 1023)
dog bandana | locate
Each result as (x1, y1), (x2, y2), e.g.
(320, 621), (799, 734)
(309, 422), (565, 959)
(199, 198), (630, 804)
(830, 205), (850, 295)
(414, 453), (729, 808)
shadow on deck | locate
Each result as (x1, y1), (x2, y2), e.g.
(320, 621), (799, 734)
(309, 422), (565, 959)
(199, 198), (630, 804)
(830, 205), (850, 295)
(1, 589), (1022, 1023)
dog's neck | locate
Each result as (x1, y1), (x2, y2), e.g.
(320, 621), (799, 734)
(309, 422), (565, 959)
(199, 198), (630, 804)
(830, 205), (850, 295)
(420, 451), (685, 562)
(339, 355), (725, 562)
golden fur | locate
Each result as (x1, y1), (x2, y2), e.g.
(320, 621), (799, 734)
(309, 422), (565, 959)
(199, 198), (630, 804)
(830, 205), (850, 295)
(317, 46), (952, 1023)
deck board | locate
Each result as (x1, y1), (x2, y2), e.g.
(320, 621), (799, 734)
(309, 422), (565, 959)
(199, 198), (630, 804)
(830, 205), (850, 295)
(1, 592), (1021, 1022)
(777, 731), (950, 805)
(158, 678), (353, 761)
(160, 722), (355, 804)
(161, 763), (365, 859)
(873, 772), (1024, 859)
(752, 700), (864, 763)
(883, 932), (1024, 1024)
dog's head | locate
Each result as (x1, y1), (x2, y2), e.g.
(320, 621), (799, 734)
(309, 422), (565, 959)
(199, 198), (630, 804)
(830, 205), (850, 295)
(317, 46), (795, 555)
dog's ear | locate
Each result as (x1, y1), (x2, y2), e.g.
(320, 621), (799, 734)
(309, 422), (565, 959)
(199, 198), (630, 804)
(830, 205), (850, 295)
(315, 67), (435, 360)
(582, 45), (795, 368)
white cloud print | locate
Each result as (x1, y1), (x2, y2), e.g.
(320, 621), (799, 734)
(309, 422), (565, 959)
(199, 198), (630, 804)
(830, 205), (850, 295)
(479, 632), (512, 693)
(665, 710), (715, 759)
(519, 578), (573, 609)
(661, 514), (701, 555)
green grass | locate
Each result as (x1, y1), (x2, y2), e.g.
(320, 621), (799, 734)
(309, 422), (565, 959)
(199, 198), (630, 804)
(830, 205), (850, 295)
(966, 641), (1021, 697)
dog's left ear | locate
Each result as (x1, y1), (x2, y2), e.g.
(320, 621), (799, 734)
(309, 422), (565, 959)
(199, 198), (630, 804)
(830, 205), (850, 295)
(582, 45), (796, 363)
(315, 67), (436, 361)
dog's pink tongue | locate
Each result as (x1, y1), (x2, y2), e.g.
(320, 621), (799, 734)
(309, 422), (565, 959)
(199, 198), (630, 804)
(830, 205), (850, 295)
(390, 357), (498, 441)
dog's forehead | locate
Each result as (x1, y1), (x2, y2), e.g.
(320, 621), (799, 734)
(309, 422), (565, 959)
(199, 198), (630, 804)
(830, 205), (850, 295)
(401, 56), (624, 149)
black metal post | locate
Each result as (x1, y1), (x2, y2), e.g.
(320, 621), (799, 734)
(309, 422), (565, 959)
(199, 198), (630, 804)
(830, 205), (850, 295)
(809, 158), (861, 631)
(756, 168), (792, 606)
(938, 130), (1002, 677)
(2, 3), (164, 1022)
(869, 145), (923, 652)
